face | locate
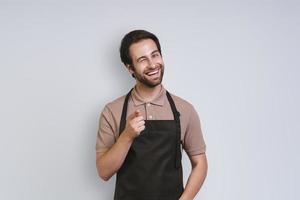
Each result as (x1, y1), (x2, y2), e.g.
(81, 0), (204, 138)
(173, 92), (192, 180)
(127, 39), (164, 88)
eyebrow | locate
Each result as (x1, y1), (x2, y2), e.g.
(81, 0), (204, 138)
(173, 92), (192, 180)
(151, 50), (160, 55)
(136, 50), (160, 62)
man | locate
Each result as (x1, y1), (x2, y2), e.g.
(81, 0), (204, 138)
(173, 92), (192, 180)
(96, 30), (207, 200)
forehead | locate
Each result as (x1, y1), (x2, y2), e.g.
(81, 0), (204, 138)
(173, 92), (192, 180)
(129, 39), (158, 59)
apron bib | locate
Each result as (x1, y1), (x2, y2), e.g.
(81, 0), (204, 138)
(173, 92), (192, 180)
(114, 89), (183, 200)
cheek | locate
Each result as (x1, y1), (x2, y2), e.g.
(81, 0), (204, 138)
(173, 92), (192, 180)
(155, 57), (163, 64)
(134, 63), (147, 73)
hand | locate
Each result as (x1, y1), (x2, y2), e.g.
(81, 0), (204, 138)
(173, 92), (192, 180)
(124, 110), (145, 140)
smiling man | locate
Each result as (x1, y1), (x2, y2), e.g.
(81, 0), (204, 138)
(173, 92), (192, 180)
(96, 30), (207, 200)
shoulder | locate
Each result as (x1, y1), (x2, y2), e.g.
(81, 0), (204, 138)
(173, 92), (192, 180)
(99, 94), (127, 137)
(168, 92), (195, 114)
(102, 94), (126, 116)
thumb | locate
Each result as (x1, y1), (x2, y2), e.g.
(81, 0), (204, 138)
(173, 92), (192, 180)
(128, 110), (141, 119)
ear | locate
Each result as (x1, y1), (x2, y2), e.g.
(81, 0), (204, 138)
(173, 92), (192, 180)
(126, 64), (135, 76)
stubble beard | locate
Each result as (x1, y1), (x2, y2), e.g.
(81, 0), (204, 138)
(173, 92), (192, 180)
(133, 64), (164, 88)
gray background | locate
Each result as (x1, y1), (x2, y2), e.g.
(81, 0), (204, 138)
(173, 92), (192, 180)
(0, 0), (299, 199)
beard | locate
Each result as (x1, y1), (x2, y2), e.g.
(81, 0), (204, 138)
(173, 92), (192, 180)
(133, 64), (164, 88)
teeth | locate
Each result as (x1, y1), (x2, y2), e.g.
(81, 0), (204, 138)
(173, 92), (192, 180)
(147, 69), (159, 75)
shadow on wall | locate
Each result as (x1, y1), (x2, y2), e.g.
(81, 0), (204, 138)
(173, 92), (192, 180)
(88, 36), (134, 198)
(104, 34), (135, 94)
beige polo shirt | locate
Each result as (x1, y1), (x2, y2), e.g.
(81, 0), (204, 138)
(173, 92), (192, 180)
(96, 85), (206, 157)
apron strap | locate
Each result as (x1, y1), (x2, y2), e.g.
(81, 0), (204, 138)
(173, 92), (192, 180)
(166, 91), (182, 169)
(119, 88), (133, 135)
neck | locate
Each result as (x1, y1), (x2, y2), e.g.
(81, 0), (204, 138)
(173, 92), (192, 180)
(135, 83), (162, 102)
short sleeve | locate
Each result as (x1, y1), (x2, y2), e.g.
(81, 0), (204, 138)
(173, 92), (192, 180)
(183, 105), (206, 156)
(95, 106), (116, 153)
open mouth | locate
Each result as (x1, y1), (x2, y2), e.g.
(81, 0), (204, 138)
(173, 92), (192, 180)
(145, 69), (160, 77)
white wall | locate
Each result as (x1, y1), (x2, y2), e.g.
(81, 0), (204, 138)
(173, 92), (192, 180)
(0, 0), (299, 199)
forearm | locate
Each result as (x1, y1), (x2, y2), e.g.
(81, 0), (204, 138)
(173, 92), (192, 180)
(180, 154), (208, 200)
(96, 131), (133, 181)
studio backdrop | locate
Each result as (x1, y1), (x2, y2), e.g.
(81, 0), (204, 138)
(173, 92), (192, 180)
(0, 0), (299, 199)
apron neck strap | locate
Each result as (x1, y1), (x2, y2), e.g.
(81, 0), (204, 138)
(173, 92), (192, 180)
(166, 91), (182, 168)
(119, 88), (133, 135)
(166, 91), (180, 121)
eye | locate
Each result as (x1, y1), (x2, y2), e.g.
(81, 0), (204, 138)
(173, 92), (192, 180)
(138, 58), (146, 62)
(152, 53), (160, 58)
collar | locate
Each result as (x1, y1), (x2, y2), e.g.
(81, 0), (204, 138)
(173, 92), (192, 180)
(131, 84), (166, 106)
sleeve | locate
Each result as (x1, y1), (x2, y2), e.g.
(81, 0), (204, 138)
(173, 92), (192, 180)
(95, 106), (117, 153)
(183, 105), (206, 156)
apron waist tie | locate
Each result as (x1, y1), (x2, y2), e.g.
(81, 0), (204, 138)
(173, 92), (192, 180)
(175, 111), (182, 169)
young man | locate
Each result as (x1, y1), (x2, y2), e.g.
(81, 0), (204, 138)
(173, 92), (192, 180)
(96, 30), (207, 200)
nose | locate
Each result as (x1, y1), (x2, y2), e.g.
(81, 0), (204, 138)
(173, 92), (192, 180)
(149, 58), (156, 68)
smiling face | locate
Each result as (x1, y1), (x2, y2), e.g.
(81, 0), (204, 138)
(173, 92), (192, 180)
(127, 39), (164, 88)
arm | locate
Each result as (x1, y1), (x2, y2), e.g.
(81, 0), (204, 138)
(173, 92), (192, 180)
(179, 153), (208, 200)
(96, 131), (134, 181)
(96, 110), (145, 181)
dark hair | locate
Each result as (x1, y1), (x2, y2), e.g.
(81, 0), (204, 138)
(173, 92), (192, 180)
(119, 30), (162, 66)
